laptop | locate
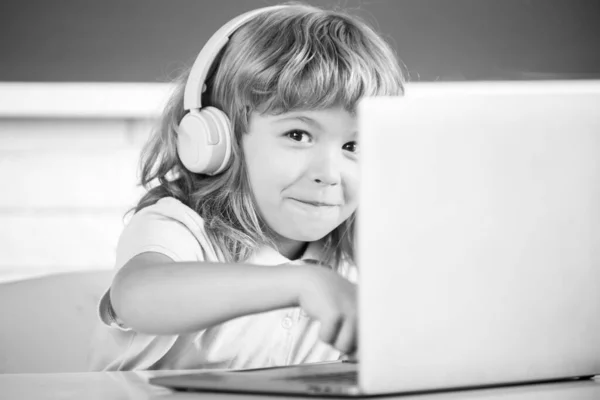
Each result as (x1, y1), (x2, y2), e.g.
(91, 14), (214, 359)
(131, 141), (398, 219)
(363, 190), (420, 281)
(150, 80), (600, 396)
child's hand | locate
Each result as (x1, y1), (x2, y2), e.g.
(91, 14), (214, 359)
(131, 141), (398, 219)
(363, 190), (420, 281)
(294, 264), (357, 355)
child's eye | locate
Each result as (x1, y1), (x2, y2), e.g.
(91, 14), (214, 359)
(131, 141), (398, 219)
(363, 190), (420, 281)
(343, 141), (358, 153)
(285, 130), (312, 143)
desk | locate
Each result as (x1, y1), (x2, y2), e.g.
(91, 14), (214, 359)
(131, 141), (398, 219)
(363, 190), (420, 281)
(0, 371), (598, 400)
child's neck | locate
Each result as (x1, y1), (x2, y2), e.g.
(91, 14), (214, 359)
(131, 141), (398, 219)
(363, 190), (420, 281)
(276, 237), (308, 261)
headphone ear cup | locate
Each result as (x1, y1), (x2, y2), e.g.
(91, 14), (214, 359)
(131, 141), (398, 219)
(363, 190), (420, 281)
(176, 106), (233, 175)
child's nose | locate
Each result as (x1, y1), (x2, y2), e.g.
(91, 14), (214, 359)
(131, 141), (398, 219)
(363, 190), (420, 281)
(310, 148), (342, 186)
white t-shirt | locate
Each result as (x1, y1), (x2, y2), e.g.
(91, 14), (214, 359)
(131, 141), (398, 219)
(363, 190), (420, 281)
(88, 197), (357, 371)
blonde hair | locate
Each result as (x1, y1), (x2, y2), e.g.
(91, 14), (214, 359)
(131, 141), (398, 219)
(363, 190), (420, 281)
(135, 2), (405, 268)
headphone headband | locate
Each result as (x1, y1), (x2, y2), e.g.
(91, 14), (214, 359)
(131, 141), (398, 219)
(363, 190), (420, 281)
(183, 5), (288, 111)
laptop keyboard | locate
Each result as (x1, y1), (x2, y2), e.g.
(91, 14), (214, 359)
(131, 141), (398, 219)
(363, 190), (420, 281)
(285, 371), (358, 385)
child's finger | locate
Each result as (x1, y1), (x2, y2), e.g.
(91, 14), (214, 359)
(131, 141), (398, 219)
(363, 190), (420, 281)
(340, 351), (359, 362)
(333, 318), (356, 355)
(318, 317), (343, 346)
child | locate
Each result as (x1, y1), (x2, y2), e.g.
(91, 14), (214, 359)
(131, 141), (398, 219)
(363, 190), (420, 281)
(89, 2), (404, 371)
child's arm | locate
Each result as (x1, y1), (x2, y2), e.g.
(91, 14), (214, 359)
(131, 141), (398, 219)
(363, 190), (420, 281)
(110, 252), (356, 354)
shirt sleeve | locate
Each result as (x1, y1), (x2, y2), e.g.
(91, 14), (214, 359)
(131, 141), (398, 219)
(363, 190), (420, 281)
(115, 205), (207, 267)
(98, 202), (208, 330)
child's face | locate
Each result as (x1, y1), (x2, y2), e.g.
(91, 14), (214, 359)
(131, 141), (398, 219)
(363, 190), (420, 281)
(243, 105), (359, 247)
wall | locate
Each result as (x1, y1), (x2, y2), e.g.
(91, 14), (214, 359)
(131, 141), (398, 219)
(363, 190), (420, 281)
(1, 0), (599, 82)
(0, 84), (170, 281)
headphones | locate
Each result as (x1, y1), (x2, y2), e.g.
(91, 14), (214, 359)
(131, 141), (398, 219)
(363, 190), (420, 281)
(177, 5), (288, 175)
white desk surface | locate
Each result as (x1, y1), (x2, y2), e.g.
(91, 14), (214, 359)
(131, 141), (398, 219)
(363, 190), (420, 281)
(0, 371), (598, 400)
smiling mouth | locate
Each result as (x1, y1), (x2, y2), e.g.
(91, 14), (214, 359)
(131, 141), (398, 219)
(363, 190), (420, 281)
(290, 198), (340, 207)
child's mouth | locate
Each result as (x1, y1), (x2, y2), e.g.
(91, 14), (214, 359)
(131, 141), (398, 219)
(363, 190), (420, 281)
(289, 198), (339, 208)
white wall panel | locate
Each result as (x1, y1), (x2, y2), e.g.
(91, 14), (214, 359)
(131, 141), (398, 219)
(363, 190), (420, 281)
(0, 95), (160, 281)
(0, 148), (146, 209)
(0, 212), (127, 269)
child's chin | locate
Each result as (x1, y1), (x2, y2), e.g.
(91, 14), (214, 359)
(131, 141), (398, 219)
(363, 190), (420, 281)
(283, 225), (336, 242)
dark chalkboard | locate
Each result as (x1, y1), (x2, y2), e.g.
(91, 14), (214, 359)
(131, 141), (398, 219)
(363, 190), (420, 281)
(1, 0), (599, 82)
